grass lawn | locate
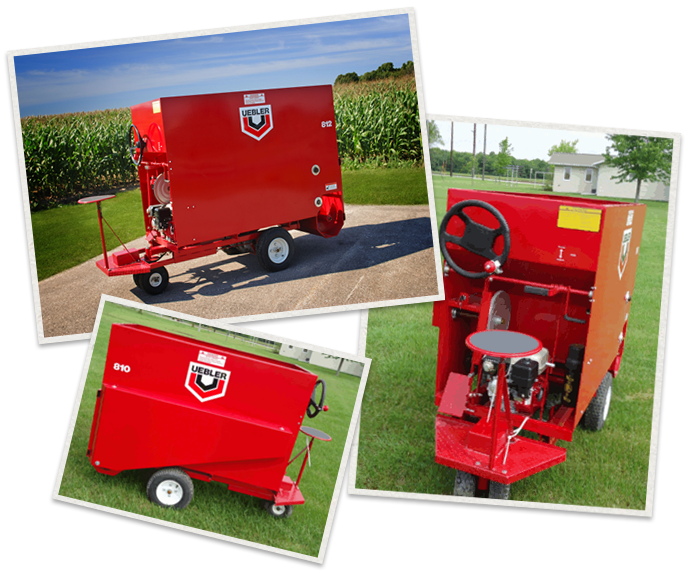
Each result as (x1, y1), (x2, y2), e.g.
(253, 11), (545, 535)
(58, 301), (362, 558)
(342, 166), (428, 204)
(31, 186), (144, 281)
(355, 177), (669, 509)
(31, 166), (429, 281)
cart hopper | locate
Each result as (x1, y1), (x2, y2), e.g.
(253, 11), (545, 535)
(87, 324), (330, 516)
(433, 189), (645, 498)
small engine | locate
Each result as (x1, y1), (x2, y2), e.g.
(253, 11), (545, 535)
(147, 204), (173, 233)
(480, 348), (550, 410)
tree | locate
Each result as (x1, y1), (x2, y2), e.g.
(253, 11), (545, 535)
(602, 135), (673, 202)
(548, 139), (579, 156)
(335, 72), (359, 84)
(495, 137), (513, 177)
(426, 121), (443, 146)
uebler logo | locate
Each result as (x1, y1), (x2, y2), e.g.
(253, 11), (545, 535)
(239, 104), (273, 140)
(618, 228), (632, 279)
(185, 361), (230, 402)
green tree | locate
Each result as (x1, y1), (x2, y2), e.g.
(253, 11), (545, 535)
(495, 137), (513, 177)
(603, 135), (673, 202)
(335, 72), (359, 84)
(548, 139), (579, 156)
(427, 121), (443, 146)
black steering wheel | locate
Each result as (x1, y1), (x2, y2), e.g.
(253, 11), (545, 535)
(439, 199), (511, 279)
(128, 124), (146, 166)
(306, 379), (326, 419)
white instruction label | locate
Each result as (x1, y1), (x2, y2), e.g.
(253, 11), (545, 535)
(244, 93), (265, 105)
(198, 350), (226, 367)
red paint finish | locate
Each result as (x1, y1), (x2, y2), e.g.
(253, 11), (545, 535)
(434, 189), (645, 488)
(87, 324), (328, 507)
(130, 86), (344, 248)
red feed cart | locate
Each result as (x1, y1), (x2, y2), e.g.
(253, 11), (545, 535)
(80, 85), (345, 294)
(87, 324), (330, 517)
(433, 189), (645, 499)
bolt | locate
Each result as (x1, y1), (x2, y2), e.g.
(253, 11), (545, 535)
(476, 461), (481, 466)
(95, 461), (100, 466)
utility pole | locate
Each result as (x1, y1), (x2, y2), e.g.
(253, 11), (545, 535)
(472, 123), (476, 179)
(482, 124), (487, 180)
(449, 122), (454, 177)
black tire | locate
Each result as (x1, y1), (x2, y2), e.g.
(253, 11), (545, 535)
(146, 467), (194, 509)
(453, 470), (477, 497)
(138, 267), (169, 295)
(488, 481), (511, 500)
(582, 372), (613, 431)
(256, 228), (295, 272)
(133, 273), (142, 289)
(264, 501), (294, 519)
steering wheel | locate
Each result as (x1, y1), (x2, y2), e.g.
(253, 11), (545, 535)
(306, 379), (327, 419)
(128, 124), (146, 166)
(439, 199), (511, 279)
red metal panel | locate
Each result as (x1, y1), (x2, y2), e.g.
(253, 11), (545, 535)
(438, 372), (471, 418)
(132, 86), (343, 247)
(577, 203), (646, 423)
(88, 324), (317, 493)
(446, 189), (610, 272)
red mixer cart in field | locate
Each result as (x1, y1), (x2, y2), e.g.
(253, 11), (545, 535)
(87, 324), (330, 517)
(433, 188), (645, 499)
(79, 85), (345, 294)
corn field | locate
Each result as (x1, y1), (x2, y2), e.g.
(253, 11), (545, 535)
(334, 78), (422, 164)
(21, 78), (422, 211)
(21, 109), (137, 211)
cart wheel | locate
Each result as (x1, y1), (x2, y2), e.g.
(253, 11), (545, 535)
(147, 468), (194, 509)
(264, 501), (294, 519)
(453, 470), (477, 497)
(138, 267), (169, 295)
(256, 228), (295, 272)
(133, 274), (142, 289)
(582, 372), (613, 431)
(488, 481), (511, 500)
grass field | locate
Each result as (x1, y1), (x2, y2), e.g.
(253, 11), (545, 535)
(355, 176), (669, 509)
(32, 166), (428, 281)
(58, 301), (363, 558)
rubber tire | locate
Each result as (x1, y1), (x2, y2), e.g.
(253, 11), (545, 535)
(147, 467), (194, 509)
(453, 470), (477, 497)
(582, 372), (613, 431)
(139, 267), (169, 295)
(256, 228), (295, 272)
(488, 481), (511, 500)
(264, 501), (294, 519)
(133, 274), (142, 289)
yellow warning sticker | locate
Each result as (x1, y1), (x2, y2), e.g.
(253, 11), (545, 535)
(152, 100), (161, 114)
(557, 206), (602, 232)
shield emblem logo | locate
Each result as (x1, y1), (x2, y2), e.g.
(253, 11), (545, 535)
(618, 228), (632, 279)
(239, 104), (273, 141)
(185, 362), (230, 402)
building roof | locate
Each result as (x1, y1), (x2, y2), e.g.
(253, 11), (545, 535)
(548, 153), (605, 167)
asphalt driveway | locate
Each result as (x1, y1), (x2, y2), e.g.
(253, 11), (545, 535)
(37, 204), (441, 340)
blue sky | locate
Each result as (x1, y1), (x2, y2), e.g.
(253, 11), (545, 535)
(13, 15), (413, 117)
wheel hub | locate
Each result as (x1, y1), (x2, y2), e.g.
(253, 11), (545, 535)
(156, 480), (183, 505)
(268, 238), (289, 263)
